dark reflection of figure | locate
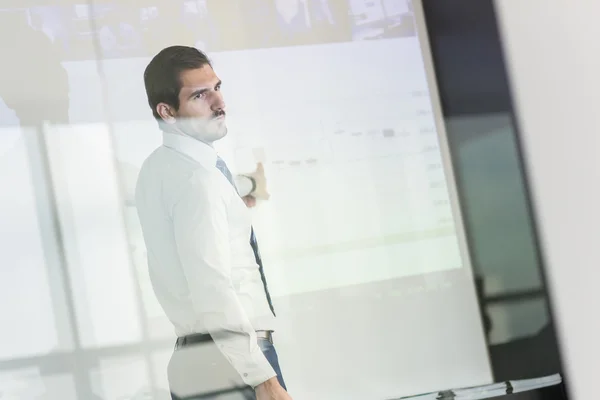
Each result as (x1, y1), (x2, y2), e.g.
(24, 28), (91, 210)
(0, 10), (96, 400)
(30, 6), (72, 55)
(0, 11), (69, 126)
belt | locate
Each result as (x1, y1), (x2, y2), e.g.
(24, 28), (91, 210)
(256, 330), (273, 343)
(176, 330), (273, 349)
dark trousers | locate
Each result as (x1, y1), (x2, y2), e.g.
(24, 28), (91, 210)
(169, 334), (286, 399)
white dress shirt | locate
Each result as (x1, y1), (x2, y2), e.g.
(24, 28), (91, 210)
(135, 132), (277, 387)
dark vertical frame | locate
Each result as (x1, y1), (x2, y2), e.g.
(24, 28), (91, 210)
(420, 0), (566, 382)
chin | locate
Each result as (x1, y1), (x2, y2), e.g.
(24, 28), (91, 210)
(212, 125), (228, 140)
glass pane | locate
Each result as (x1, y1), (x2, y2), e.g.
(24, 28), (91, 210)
(44, 123), (143, 348)
(449, 114), (544, 293)
(0, 368), (76, 400)
(151, 349), (174, 394)
(116, 124), (174, 339)
(487, 298), (549, 345)
(102, 1), (492, 398)
(91, 356), (149, 400)
(123, 200), (173, 340)
(0, 126), (68, 360)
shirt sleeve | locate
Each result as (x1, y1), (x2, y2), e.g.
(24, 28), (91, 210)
(234, 175), (254, 197)
(171, 172), (276, 388)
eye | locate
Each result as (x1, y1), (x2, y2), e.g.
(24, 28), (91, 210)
(215, 83), (222, 91)
(193, 92), (205, 100)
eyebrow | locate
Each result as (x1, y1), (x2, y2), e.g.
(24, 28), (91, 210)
(187, 80), (222, 100)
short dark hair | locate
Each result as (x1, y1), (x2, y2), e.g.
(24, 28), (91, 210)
(143, 46), (212, 121)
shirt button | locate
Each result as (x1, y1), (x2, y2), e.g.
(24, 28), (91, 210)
(243, 373), (248, 377)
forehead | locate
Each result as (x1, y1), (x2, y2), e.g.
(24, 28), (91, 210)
(179, 65), (219, 92)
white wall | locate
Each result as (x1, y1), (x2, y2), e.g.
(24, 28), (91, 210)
(494, 1), (600, 399)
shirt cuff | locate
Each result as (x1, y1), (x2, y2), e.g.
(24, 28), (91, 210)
(234, 175), (254, 198)
(215, 335), (277, 388)
(237, 350), (278, 388)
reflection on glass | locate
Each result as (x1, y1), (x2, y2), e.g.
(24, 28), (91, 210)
(0, 127), (63, 360)
(122, 185), (174, 339)
(44, 124), (142, 348)
(0, 368), (77, 399)
(105, 1), (492, 398)
(0, 0), (519, 399)
(151, 349), (172, 391)
(452, 115), (543, 292)
(90, 356), (149, 399)
(488, 299), (549, 345)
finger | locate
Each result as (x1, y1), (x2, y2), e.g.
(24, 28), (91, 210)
(256, 162), (264, 173)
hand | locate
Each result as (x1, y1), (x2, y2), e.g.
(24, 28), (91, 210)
(255, 378), (292, 400)
(242, 195), (257, 208)
(246, 162), (270, 201)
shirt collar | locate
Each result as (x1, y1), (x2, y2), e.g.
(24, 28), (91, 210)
(162, 132), (217, 169)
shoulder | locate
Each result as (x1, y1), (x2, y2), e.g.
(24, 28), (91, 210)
(175, 167), (227, 204)
(138, 146), (207, 183)
(135, 147), (199, 204)
(136, 147), (230, 211)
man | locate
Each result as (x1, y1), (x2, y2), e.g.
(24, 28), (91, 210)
(135, 46), (292, 400)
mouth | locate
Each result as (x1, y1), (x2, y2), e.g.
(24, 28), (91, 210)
(213, 115), (226, 125)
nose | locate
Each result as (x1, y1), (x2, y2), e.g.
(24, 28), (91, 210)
(211, 91), (226, 112)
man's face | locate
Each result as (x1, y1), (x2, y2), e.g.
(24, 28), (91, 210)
(159, 64), (227, 144)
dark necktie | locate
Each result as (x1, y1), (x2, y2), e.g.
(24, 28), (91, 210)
(215, 156), (276, 316)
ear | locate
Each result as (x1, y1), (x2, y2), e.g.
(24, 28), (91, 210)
(156, 103), (176, 124)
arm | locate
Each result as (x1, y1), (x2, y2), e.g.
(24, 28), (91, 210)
(171, 173), (276, 387)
